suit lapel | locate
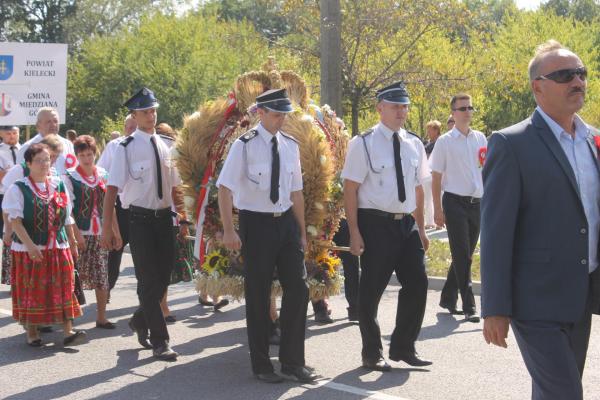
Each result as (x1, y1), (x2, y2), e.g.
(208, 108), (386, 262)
(585, 134), (600, 174)
(532, 110), (581, 199)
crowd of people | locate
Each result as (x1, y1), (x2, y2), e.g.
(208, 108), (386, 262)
(0, 39), (598, 399)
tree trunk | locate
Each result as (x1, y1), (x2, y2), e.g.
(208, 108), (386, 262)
(320, 0), (342, 116)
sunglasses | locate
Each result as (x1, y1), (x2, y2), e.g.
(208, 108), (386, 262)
(535, 67), (587, 83)
(452, 106), (475, 112)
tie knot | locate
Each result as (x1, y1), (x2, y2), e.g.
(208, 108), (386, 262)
(271, 136), (278, 145)
(10, 145), (15, 150)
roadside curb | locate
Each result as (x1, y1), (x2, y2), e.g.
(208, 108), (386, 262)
(428, 276), (481, 295)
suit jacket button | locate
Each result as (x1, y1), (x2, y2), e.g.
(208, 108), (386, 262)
(581, 228), (587, 234)
(581, 259), (587, 265)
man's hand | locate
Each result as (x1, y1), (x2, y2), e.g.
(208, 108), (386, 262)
(483, 316), (511, 348)
(419, 229), (430, 252)
(222, 229), (241, 251)
(434, 207), (445, 228)
(349, 229), (365, 256)
(300, 234), (308, 253)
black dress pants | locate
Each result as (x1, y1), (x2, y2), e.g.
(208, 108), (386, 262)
(239, 209), (309, 374)
(357, 210), (428, 361)
(107, 197), (130, 290)
(128, 208), (175, 348)
(333, 218), (359, 310)
(440, 192), (480, 314)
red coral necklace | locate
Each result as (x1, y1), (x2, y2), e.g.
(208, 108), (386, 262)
(76, 165), (98, 185)
(28, 176), (51, 201)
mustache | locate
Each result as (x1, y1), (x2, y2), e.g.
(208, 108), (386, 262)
(569, 87), (585, 95)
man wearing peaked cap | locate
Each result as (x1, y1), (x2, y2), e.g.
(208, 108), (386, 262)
(342, 80), (432, 371)
(217, 88), (318, 383)
(101, 87), (187, 361)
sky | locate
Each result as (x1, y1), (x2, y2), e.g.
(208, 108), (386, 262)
(515, 0), (542, 10)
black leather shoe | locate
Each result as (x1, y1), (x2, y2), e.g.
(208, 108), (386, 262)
(214, 299), (229, 311)
(128, 320), (152, 349)
(153, 344), (178, 360)
(281, 365), (319, 383)
(347, 307), (359, 322)
(314, 309), (334, 324)
(389, 352), (432, 367)
(254, 371), (284, 383)
(164, 315), (176, 323)
(439, 303), (464, 315)
(362, 357), (391, 372)
(464, 312), (480, 323)
(63, 330), (87, 346)
(198, 297), (214, 306)
(96, 321), (117, 329)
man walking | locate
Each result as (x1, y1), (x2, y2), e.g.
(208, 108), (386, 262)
(481, 40), (600, 399)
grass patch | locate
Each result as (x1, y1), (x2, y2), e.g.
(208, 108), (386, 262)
(426, 239), (480, 281)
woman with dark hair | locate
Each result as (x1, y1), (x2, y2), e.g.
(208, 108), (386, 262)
(65, 135), (119, 329)
(4, 143), (85, 346)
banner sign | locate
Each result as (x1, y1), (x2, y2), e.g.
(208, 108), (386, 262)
(0, 42), (68, 125)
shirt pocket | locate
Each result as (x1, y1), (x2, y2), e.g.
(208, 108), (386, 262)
(283, 162), (296, 192)
(370, 158), (396, 204)
(131, 160), (152, 182)
(247, 163), (270, 191)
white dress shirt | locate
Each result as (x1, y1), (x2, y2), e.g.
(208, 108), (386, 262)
(64, 166), (109, 236)
(17, 133), (76, 174)
(3, 175), (74, 251)
(217, 123), (303, 213)
(97, 137), (123, 170)
(341, 123), (430, 214)
(429, 127), (487, 198)
(0, 142), (21, 194)
(537, 106), (599, 273)
(107, 129), (180, 210)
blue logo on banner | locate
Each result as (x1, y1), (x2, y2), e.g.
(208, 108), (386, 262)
(0, 56), (14, 81)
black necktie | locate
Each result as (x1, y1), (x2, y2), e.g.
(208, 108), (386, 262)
(10, 146), (16, 164)
(150, 136), (163, 199)
(270, 136), (280, 204)
(393, 132), (406, 202)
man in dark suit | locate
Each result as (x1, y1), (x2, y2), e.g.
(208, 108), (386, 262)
(481, 40), (600, 400)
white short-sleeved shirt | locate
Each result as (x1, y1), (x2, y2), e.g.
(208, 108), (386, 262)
(0, 142), (21, 194)
(64, 166), (108, 236)
(216, 123), (303, 213)
(97, 137), (123, 171)
(341, 123), (430, 214)
(17, 133), (76, 175)
(107, 129), (181, 210)
(429, 127), (487, 198)
(3, 175), (74, 251)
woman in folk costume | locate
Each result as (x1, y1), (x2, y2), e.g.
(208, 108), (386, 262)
(4, 143), (85, 346)
(65, 135), (118, 329)
(2, 135), (64, 287)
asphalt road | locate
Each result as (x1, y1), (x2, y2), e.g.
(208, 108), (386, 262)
(0, 252), (598, 400)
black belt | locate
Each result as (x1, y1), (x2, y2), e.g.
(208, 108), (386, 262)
(445, 192), (481, 204)
(359, 208), (409, 220)
(240, 208), (292, 218)
(129, 205), (175, 218)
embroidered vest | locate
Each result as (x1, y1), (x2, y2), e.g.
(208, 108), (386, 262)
(68, 173), (105, 231)
(13, 181), (68, 246)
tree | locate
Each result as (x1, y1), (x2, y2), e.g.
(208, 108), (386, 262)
(0, 0), (76, 43)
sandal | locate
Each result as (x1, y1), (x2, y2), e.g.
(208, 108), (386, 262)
(27, 338), (42, 347)
(214, 299), (230, 311)
(63, 330), (87, 346)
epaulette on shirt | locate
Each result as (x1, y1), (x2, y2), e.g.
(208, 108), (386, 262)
(120, 136), (134, 147)
(159, 134), (175, 143)
(407, 130), (424, 142)
(280, 132), (298, 144)
(359, 129), (374, 137)
(239, 130), (258, 143)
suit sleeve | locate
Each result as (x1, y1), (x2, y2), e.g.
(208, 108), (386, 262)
(480, 132), (521, 318)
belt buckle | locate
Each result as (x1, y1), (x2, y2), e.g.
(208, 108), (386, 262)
(273, 212), (282, 218)
(154, 209), (160, 218)
(394, 213), (403, 220)
(469, 197), (477, 204)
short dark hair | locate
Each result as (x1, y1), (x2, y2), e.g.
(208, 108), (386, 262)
(450, 93), (471, 110)
(24, 143), (49, 163)
(73, 134), (97, 155)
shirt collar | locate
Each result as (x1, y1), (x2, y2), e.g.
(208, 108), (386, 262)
(536, 106), (589, 141)
(132, 128), (156, 143)
(376, 123), (407, 141)
(257, 123), (280, 144)
(449, 126), (474, 138)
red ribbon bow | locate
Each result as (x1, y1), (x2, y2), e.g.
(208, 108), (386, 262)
(478, 147), (487, 167)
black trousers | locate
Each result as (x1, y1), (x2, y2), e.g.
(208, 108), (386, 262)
(107, 197), (129, 290)
(239, 209), (309, 374)
(0, 194), (4, 235)
(333, 218), (359, 310)
(357, 210), (428, 361)
(440, 192), (480, 314)
(128, 208), (175, 348)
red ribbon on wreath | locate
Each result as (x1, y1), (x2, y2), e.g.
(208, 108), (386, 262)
(478, 146), (487, 168)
